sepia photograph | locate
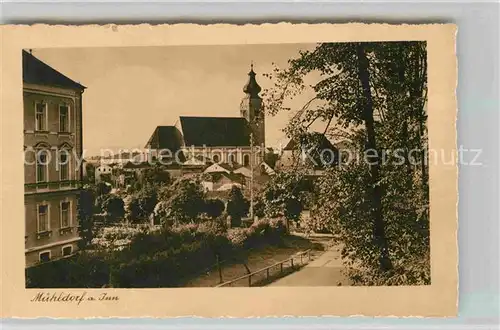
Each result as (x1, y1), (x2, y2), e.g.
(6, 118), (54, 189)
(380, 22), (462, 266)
(0, 22), (458, 318)
(23, 40), (431, 289)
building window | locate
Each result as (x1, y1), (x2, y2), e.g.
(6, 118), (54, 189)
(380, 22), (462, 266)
(35, 102), (47, 131)
(39, 251), (51, 263)
(37, 204), (49, 232)
(229, 154), (236, 164)
(59, 105), (70, 132)
(60, 201), (71, 228)
(243, 154), (250, 167)
(62, 245), (73, 257)
(212, 154), (220, 163)
(59, 152), (70, 181)
(36, 150), (49, 183)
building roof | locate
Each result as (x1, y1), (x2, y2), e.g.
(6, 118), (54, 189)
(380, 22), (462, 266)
(243, 64), (262, 97)
(22, 50), (86, 90)
(203, 162), (239, 173)
(283, 133), (337, 151)
(179, 116), (251, 147)
(282, 133), (339, 169)
(204, 172), (246, 185)
(123, 161), (151, 169)
(145, 126), (184, 150)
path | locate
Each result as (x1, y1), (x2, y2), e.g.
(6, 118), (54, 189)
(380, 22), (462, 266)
(269, 243), (351, 286)
(184, 234), (331, 287)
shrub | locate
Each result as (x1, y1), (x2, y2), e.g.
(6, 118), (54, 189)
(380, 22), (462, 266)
(109, 240), (218, 288)
(95, 182), (112, 196)
(26, 252), (110, 288)
(141, 165), (171, 187)
(226, 186), (249, 227)
(227, 228), (248, 248)
(128, 184), (158, 222)
(203, 198), (225, 218)
(28, 218), (289, 288)
(102, 195), (125, 221)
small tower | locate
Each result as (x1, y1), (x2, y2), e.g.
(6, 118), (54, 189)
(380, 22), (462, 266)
(240, 63), (265, 149)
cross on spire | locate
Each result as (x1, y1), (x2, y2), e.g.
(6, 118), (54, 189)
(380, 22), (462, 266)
(243, 61), (261, 96)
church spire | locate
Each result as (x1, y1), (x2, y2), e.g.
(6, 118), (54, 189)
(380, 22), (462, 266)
(243, 62), (262, 97)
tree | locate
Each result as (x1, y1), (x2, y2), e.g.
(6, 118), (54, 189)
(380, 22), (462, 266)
(261, 171), (312, 229)
(95, 181), (111, 196)
(253, 198), (266, 218)
(84, 163), (96, 184)
(204, 198), (225, 219)
(155, 178), (206, 225)
(141, 164), (171, 187)
(94, 194), (109, 214)
(264, 147), (279, 169)
(128, 184), (158, 223)
(263, 41), (429, 284)
(77, 187), (95, 250)
(103, 196), (125, 221)
(226, 186), (249, 227)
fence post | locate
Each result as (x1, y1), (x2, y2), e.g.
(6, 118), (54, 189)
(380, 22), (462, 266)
(216, 254), (223, 284)
(291, 258), (294, 269)
(266, 268), (269, 280)
(300, 253), (303, 265)
(248, 275), (252, 287)
(280, 263), (283, 274)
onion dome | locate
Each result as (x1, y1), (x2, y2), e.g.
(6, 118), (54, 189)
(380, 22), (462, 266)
(243, 63), (262, 97)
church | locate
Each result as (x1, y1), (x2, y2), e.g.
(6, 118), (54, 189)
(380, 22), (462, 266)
(145, 64), (266, 169)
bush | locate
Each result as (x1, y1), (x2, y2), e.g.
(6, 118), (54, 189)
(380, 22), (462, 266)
(110, 240), (218, 288)
(28, 218), (288, 288)
(226, 186), (249, 227)
(26, 252), (109, 288)
(204, 198), (225, 218)
(103, 195), (125, 221)
(96, 182), (112, 196)
(141, 165), (171, 186)
(128, 185), (158, 222)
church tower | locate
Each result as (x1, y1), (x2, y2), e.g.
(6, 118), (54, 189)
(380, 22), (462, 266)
(240, 63), (265, 149)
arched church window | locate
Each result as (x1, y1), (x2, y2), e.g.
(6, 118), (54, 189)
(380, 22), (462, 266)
(243, 155), (250, 167)
(229, 154), (236, 164)
(212, 154), (220, 163)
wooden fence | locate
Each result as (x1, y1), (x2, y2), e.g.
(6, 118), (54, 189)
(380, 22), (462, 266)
(215, 249), (312, 287)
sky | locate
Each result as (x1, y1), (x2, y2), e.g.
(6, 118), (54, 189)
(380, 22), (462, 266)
(33, 43), (321, 156)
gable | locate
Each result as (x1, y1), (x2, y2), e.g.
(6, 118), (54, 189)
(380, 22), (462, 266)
(260, 162), (276, 175)
(204, 163), (231, 174)
(282, 133), (339, 169)
(145, 126), (183, 150)
(180, 116), (251, 147)
(233, 166), (252, 177)
(23, 50), (85, 90)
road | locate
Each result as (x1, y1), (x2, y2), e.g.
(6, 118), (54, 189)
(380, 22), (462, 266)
(269, 243), (351, 286)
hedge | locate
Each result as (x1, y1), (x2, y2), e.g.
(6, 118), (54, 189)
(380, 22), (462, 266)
(26, 218), (288, 288)
(26, 252), (110, 288)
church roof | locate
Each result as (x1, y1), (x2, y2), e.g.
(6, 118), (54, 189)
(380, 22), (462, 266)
(179, 116), (251, 147)
(243, 64), (262, 97)
(145, 126), (184, 151)
(22, 50), (86, 90)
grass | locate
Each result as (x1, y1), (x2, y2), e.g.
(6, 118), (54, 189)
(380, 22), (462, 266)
(184, 233), (332, 287)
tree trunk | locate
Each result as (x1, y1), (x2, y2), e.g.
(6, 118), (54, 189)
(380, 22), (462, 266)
(356, 44), (393, 272)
